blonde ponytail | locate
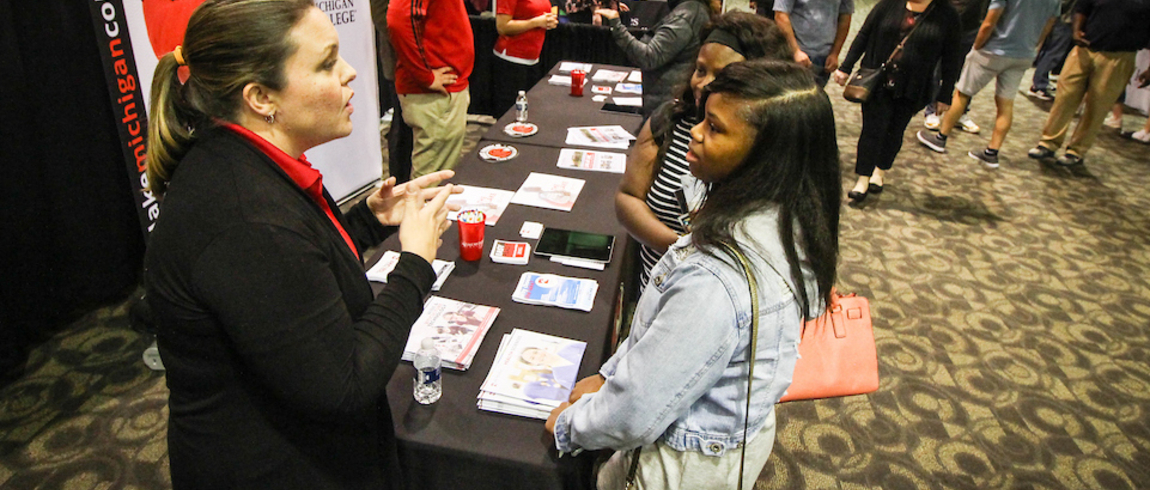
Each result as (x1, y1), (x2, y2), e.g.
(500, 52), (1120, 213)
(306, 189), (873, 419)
(146, 52), (195, 196)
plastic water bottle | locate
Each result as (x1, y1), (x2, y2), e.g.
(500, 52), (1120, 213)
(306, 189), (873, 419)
(413, 337), (442, 404)
(515, 90), (529, 122)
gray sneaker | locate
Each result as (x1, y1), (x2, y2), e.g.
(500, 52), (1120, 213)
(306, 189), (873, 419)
(1028, 146), (1056, 160)
(917, 130), (947, 153)
(969, 148), (1000, 168)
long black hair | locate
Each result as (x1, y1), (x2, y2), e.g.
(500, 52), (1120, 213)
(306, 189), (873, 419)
(691, 60), (840, 318)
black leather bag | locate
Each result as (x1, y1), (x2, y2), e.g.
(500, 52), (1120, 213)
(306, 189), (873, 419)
(842, 1), (935, 104)
(843, 67), (884, 103)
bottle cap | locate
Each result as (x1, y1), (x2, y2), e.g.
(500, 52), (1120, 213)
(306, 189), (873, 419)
(518, 90), (526, 95)
(421, 337), (437, 350)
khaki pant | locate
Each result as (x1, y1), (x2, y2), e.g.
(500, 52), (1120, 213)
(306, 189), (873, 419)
(596, 410), (776, 490)
(1038, 47), (1137, 157)
(398, 88), (470, 179)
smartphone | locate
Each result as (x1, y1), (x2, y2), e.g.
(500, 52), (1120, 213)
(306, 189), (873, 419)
(534, 228), (616, 263)
(601, 103), (643, 115)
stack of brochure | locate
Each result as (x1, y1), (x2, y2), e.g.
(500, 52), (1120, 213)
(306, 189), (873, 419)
(402, 296), (500, 371)
(477, 329), (587, 419)
(565, 125), (636, 150)
(366, 251), (454, 291)
(511, 272), (598, 312)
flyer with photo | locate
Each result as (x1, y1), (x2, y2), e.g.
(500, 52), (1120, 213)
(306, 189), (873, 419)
(565, 125), (636, 150)
(511, 272), (598, 312)
(479, 329), (587, 408)
(402, 296), (500, 371)
(556, 148), (626, 174)
(510, 173), (585, 212)
(446, 185), (515, 226)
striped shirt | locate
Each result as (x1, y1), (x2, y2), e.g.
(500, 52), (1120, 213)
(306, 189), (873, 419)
(639, 116), (697, 289)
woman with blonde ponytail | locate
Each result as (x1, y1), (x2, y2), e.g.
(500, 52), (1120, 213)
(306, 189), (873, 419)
(143, 1), (459, 488)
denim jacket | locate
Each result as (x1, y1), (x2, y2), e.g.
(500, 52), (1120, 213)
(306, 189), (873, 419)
(553, 209), (816, 456)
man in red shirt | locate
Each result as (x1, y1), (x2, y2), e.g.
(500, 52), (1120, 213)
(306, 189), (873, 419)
(388, 0), (475, 178)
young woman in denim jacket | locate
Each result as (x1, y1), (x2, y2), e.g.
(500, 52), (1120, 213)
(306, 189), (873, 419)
(546, 60), (841, 489)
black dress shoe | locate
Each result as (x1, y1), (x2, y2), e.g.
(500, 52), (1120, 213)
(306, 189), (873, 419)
(848, 190), (867, 202)
(868, 183), (884, 194)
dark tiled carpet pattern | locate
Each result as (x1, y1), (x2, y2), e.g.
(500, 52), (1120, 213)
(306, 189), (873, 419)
(3, 4), (1149, 486)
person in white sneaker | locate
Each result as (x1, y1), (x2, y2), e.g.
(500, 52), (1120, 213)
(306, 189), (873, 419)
(917, 0), (1060, 169)
(1131, 117), (1150, 144)
(921, 0), (988, 133)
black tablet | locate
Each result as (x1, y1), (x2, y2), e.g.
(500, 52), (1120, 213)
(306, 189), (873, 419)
(534, 227), (615, 263)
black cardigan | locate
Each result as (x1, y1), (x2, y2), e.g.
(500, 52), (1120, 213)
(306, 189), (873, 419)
(144, 126), (436, 490)
(839, 0), (963, 106)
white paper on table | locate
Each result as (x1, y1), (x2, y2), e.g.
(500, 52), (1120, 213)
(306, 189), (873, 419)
(548, 74), (572, 87)
(592, 95), (608, 102)
(612, 97), (643, 107)
(614, 83), (642, 94)
(556, 148), (626, 173)
(564, 125), (636, 149)
(592, 69), (628, 83)
(510, 172), (585, 212)
(366, 251), (455, 291)
(559, 62), (593, 73)
(627, 70), (642, 83)
(510, 273), (599, 312)
(445, 185), (515, 226)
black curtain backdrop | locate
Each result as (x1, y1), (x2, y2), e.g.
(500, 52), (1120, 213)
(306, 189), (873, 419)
(0, 0), (145, 378)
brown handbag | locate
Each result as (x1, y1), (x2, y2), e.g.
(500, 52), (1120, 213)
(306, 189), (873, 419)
(843, 1), (936, 103)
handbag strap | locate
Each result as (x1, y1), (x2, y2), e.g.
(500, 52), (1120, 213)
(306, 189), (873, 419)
(880, 0), (937, 69)
(718, 241), (759, 490)
(623, 241), (760, 490)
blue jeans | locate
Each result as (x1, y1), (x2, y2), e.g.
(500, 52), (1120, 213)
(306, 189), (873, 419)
(1032, 21), (1073, 91)
(808, 54), (831, 88)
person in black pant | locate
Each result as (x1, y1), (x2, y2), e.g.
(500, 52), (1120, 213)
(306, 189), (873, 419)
(1025, 0), (1076, 100)
(371, 0), (416, 183)
(833, 0), (963, 202)
(143, 1), (458, 487)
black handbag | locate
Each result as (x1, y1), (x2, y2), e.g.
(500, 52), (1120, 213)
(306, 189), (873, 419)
(843, 1), (935, 103)
(843, 67), (885, 103)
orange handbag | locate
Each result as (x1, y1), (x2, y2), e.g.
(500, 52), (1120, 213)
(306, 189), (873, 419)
(779, 291), (879, 402)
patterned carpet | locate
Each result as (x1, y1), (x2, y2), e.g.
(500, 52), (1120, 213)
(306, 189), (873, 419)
(3, 6), (1150, 488)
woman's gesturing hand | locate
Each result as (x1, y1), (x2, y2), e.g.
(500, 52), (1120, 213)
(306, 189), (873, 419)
(398, 183), (454, 265)
(367, 170), (462, 227)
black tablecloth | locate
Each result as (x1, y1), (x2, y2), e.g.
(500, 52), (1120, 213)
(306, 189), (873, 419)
(378, 142), (629, 490)
(481, 63), (646, 148)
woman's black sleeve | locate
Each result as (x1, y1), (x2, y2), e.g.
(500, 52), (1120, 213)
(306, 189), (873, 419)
(191, 224), (435, 418)
(839, 0), (884, 73)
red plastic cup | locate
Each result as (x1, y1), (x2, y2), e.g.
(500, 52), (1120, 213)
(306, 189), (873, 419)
(570, 69), (586, 97)
(457, 209), (486, 261)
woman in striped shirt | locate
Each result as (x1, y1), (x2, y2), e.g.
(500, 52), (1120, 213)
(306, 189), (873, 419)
(615, 12), (792, 290)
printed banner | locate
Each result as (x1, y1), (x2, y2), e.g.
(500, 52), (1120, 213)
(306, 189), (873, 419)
(89, 0), (382, 234)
